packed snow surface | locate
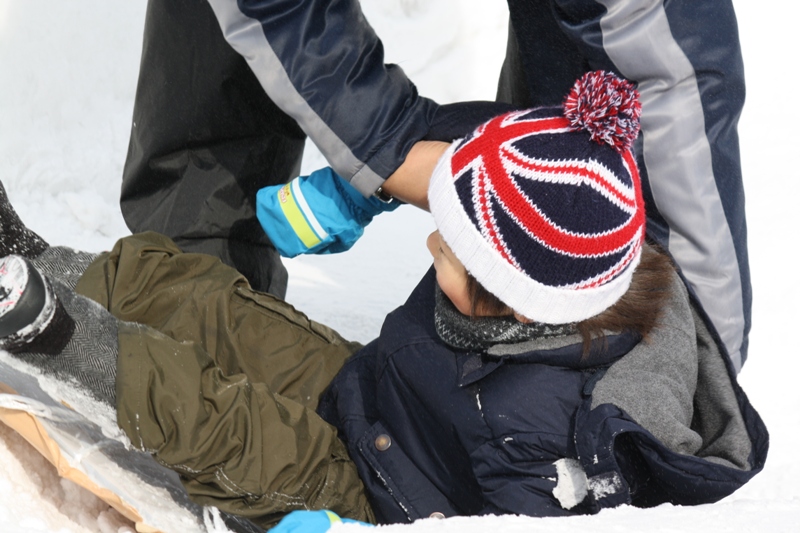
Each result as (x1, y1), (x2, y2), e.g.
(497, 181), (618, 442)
(1, 0), (799, 531)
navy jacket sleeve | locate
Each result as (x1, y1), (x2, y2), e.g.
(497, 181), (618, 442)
(206, 0), (438, 196)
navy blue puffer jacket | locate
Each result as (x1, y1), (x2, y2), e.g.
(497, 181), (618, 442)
(318, 268), (767, 524)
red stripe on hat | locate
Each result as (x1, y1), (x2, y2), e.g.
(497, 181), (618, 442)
(475, 162), (519, 269)
(500, 147), (637, 211)
(452, 112), (644, 259)
(451, 114), (570, 175)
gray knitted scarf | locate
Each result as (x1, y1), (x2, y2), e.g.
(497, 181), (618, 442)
(433, 284), (576, 351)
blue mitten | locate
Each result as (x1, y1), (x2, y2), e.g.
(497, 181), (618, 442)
(256, 168), (400, 258)
(271, 510), (372, 533)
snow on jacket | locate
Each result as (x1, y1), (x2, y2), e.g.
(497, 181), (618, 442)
(317, 267), (767, 523)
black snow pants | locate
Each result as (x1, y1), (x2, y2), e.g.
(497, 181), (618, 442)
(121, 0), (305, 298)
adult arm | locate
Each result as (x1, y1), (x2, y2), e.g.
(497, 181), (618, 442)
(381, 140), (449, 209)
(533, 0), (751, 371)
(206, 0), (438, 197)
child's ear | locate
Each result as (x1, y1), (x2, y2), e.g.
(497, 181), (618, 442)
(513, 311), (534, 324)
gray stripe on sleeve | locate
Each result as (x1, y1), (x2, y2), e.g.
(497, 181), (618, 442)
(597, 0), (745, 371)
(206, 0), (385, 195)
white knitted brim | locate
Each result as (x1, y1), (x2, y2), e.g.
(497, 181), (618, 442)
(428, 142), (641, 324)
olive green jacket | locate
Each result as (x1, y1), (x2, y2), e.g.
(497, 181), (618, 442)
(76, 232), (374, 529)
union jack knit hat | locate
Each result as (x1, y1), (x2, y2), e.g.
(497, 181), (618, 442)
(428, 71), (645, 324)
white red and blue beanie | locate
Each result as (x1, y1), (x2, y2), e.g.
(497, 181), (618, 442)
(428, 71), (645, 324)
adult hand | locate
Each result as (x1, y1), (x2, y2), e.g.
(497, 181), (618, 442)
(382, 102), (518, 210)
(381, 140), (449, 210)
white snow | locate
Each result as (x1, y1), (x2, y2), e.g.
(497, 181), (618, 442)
(552, 458), (588, 510)
(1, 0), (799, 531)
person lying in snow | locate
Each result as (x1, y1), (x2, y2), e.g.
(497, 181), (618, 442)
(0, 72), (766, 531)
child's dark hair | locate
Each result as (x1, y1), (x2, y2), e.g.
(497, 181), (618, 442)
(467, 242), (675, 354)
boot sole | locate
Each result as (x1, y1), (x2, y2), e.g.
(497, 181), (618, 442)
(0, 256), (47, 338)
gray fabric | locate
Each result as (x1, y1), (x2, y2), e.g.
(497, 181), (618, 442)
(11, 278), (118, 407)
(487, 331), (587, 357)
(592, 272), (701, 455)
(31, 246), (98, 290)
(433, 284), (575, 351)
(592, 271), (752, 469)
(690, 305), (752, 469)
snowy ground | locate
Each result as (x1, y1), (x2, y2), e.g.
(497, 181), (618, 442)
(0, 0), (798, 531)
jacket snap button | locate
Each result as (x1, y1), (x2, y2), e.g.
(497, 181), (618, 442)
(374, 434), (391, 451)
(429, 512), (445, 519)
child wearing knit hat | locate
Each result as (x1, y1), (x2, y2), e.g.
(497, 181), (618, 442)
(427, 71), (670, 350)
(0, 72), (765, 529)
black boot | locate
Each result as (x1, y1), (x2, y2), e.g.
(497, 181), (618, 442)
(0, 255), (117, 407)
(0, 255), (72, 354)
(1, 181), (97, 289)
(0, 182), (49, 259)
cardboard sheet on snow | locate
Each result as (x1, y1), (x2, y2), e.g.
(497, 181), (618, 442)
(0, 352), (215, 533)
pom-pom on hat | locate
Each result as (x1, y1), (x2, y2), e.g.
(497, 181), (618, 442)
(428, 71), (645, 324)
